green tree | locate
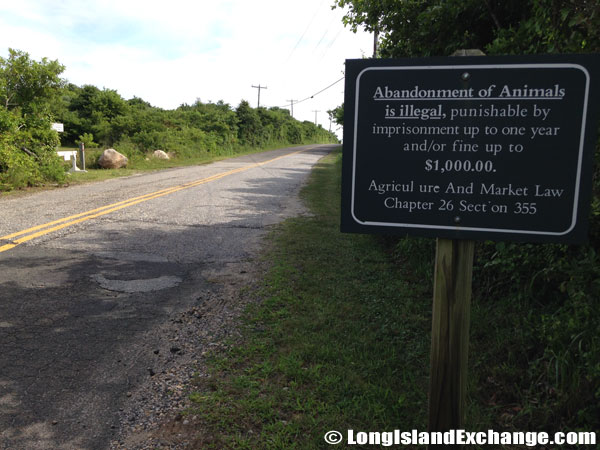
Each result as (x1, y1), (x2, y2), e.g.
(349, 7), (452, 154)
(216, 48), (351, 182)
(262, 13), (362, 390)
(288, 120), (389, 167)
(327, 104), (344, 127)
(334, 0), (600, 57)
(236, 100), (263, 146)
(0, 48), (64, 148)
(0, 48), (65, 113)
(62, 84), (131, 146)
(0, 49), (66, 189)
(176, 100), (239, 149)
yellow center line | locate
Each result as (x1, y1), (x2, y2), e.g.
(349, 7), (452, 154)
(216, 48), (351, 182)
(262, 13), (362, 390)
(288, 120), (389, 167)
(0, 147), (313, 253)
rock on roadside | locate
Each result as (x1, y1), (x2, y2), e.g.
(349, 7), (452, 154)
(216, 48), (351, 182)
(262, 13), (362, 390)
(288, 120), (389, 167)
(152, 150), (169, 160)
(99, 149), (128, 169)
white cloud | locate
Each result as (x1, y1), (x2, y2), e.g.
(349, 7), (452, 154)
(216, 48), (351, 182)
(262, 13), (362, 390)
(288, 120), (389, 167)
(0, 0), (372, 132)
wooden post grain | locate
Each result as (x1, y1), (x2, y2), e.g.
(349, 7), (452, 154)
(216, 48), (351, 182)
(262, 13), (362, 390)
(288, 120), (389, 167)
(428, 238), (474, 444)
(427, 48), (482, 447)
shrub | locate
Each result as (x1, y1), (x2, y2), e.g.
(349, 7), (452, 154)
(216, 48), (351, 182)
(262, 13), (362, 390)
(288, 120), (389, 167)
(76, 132), (98, 148)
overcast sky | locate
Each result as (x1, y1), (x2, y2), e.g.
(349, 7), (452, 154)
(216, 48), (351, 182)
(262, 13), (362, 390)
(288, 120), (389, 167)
(0, 0), (373, 135)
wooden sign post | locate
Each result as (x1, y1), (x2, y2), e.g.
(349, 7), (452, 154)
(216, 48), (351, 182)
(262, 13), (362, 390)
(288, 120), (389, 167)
(427, 50), (482, 444)
(428, 238), (474, 439)
(340, 52), (599, 447)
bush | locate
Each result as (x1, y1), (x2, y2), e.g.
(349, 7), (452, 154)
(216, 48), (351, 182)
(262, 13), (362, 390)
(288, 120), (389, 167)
(385, 229), (600, 431)
(76, 132), (98, 148)
(0, 142), (41, 190)
(0, 138), (65, 190)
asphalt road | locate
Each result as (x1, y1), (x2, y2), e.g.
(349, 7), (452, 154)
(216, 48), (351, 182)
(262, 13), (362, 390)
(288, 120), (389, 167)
(0, 144), (335, 450)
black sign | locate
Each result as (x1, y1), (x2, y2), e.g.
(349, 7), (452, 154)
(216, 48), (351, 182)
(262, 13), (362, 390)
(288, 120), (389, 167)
(341, 55), (600, 243)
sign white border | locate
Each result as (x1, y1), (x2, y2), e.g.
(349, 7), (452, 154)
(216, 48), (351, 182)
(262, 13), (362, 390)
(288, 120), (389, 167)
(351, 63), (590, 236)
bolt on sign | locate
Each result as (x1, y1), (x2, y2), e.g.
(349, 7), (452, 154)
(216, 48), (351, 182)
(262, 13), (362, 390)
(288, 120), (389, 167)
(341, 55), (600, 243)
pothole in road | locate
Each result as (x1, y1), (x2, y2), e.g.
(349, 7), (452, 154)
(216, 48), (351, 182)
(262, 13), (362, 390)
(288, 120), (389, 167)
(89, 250), (183, 293)
(90, 274), (183, 293)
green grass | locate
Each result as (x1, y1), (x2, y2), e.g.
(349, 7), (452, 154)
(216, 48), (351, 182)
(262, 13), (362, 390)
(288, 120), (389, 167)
(187, 149), (433, 449)
(181, 147), (598, 449)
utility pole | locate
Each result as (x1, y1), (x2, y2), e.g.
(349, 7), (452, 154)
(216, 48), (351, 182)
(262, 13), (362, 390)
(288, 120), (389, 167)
(312, 110), (320, 125)
(286, 99), (297, 117)
(252, 84), (267, 108)
(373, 27), (379, 57)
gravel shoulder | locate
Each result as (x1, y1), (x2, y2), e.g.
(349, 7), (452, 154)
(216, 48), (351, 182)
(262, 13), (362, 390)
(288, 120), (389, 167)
(108, 165), (313, 449)
(109, 256), (271, 449)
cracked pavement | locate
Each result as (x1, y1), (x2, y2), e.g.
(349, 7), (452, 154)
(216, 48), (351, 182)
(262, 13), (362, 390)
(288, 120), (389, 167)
(0, 145), (334, 449)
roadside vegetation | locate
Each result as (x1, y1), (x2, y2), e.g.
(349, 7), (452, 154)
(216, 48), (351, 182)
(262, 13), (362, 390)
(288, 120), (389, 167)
(0, 49), (337, 192)
(188, 145), (598, 447)
(186, 1), (599, 448)
(59, 141), (311, 188)
(187, 149), (431, 448)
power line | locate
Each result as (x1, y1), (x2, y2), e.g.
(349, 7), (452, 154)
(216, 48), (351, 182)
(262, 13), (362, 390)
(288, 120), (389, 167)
(274, 76), (345, 110)
(313, 28), (330, 52)
(285, 0), (326, 64)
(307, 76), (344, 101)
(319, 27), (344, 61)
(312, 15), (337, 53)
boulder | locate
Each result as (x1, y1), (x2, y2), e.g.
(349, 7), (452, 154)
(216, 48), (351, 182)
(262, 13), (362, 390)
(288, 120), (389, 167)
(98, 149), (128, 169)
(152, 150), (169, 160)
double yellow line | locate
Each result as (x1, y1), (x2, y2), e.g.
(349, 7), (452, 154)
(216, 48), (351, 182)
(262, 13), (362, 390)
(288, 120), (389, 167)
(0, 148), (310, 253)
